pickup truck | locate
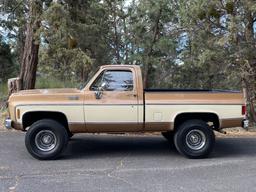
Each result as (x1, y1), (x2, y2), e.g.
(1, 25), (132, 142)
(5, 65), (248, 160)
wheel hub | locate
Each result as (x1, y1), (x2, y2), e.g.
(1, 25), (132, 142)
(35, 130), (57, 152)
(42, 135), (53, 144)
(185, 129), (206, 150)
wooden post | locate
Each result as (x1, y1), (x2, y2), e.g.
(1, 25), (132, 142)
(8, 78), (21, 96)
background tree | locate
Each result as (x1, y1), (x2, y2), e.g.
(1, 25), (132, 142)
(95, 0), (181, 87)
(19, 0), (42, 90)
(0, 38), (18, 82)
(179, 0), (256, 122)
(39, 3), (92, 84)
(0, 0), (255, 125)
(66, 0), (111, 67)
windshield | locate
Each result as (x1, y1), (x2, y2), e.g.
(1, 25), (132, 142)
(79, 67), (100, 90)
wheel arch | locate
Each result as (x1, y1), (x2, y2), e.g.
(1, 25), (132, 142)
(173, 112), (220, 131)
(22, 111), (71, 135)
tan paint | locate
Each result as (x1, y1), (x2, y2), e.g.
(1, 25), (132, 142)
(145, 92), (245, 105)
(83, 123), (142, 133)
(7, 65), (246, 133)
(145, 104), (244, 125)
(84, 105), (139, 122)
(15, 105), (85, 126)
(8, 88), (85, 123)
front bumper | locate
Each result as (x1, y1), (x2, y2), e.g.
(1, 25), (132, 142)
(242, 119), (249, 129)
(5, 118), (12, 129)
(4, 118), (23, 130)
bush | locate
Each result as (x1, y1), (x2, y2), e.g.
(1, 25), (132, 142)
(0, 82), (8, 101)
(35, 76), (79, 89)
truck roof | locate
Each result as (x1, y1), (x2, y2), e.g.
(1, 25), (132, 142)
(100, 64), (141, 70)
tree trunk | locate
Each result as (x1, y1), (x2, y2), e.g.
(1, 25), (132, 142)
(245, 85), (256, 123)
(243, 71), (256, 124)
(249, 101), (256, 123)
(19, 0), (42, 90)
(243, 5), (256, 124)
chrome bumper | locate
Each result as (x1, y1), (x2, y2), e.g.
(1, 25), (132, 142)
(242, 119), (249, 129)
(5, 118), (12, 129)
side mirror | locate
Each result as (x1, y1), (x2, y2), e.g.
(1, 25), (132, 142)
(95, 89), (103, 99)
(100, 82), (106, 90)
(79, 84), (84, 90)
(94, 82), (106, 99)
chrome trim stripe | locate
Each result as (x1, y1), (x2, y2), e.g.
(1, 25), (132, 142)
(145, 103), (243, 105)
(79, 121), (138, 123)
(68, 122), (85, 124)
(15, 104), (143, 107)
(67, 122), (173, 124)
(145, 91), (242, 94)
(15, 103), (243, 107)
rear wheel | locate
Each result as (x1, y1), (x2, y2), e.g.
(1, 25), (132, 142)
(25, 119), (69, 160)
(174, 119), (215, 159)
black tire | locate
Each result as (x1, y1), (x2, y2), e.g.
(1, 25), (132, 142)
(174, 119), (215, 159)
(25, 119), (69, 160)
(161, 131), (174, 141)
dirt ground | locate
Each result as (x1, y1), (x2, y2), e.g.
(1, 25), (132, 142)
(217, 127), (256, 137)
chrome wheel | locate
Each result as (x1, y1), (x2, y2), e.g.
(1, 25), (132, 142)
(185, 129), (206, 150)
(35, 130), (57, 152)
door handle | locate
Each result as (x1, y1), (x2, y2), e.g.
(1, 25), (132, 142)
(126, 93), (137, 97)
(68, 96), (79, 100)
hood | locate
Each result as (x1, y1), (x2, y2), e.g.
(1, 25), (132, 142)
(8, 88), (83, 104)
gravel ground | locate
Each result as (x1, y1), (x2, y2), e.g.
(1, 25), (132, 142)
(1, 132), (256, 192)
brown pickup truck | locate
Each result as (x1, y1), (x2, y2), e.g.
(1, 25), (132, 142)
(5, 65), (248, 160)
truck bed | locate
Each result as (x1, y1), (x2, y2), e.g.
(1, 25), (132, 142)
(143, 89), (245, 131)
(144, 89), (244, 105)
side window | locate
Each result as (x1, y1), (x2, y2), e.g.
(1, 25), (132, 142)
(91, 70), (134, 91)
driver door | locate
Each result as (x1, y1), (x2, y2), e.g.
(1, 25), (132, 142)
(84, 69), (139, 132)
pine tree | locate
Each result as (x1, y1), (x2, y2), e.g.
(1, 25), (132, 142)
(179, 0), (256, 123)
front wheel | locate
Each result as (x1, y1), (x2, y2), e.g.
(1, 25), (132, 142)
(25, 119), (69, 160)
(174, 120), (215, 159)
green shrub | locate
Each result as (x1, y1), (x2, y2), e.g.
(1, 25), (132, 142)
(36, 76), (79, 89)
(0, 82), (8, 101)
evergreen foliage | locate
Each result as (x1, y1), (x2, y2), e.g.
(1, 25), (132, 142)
(0, 0), (255, 122)
(179, 0), (256, 122)
(0, 38), (18, 82)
